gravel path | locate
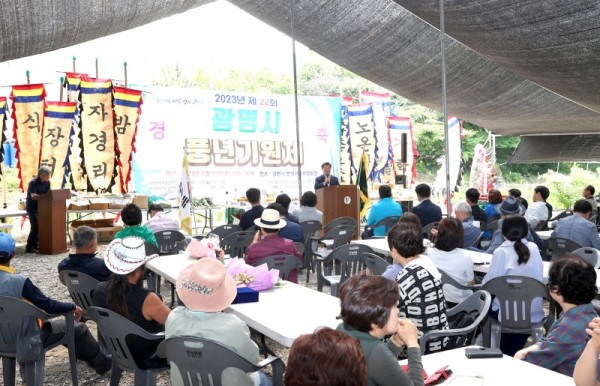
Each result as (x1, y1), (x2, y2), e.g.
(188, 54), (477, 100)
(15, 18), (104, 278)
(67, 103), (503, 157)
(1, 234), (320, 385)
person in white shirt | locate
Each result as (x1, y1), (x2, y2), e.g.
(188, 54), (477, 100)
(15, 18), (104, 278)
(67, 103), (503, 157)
(427, 217), (475, 308)
(524, 185), (551, 229)
(145, 203), (179, 233)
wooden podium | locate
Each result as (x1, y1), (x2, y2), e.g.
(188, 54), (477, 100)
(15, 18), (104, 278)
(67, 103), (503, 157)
(315, 185), (360, 239)
(36, 189), (71, 255)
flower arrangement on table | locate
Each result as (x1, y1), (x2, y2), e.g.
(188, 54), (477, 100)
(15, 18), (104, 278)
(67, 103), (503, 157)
(225, 258), (280, 291)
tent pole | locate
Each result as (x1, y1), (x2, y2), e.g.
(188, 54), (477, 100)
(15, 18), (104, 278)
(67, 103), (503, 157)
(440, 0), (451, 216)
(291, 0), (302, 199)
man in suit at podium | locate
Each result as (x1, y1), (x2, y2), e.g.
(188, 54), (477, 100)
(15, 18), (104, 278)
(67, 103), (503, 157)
(25, 166), (51, 253)
(314, 162), (340, 190)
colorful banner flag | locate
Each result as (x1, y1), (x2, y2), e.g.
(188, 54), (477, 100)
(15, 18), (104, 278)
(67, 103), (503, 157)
(0, 97), (7, 170)
(64, 72), (88, 190)
(360, 91), (392, 182)
(80, 76), (115, 192)
(340, 104), (351, 184)
(10, 84), (46, 191)
(357, 152), (370, 219)
(40, 102), (77, 188)
(347, 104), (376, 184)
(113, 86), (143, 193)
(388, 116), (418, 188)
(179, 150), (192, 235)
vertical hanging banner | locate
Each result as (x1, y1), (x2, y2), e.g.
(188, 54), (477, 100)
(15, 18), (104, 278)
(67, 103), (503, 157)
(360, 91), (391, 182)
(64, 72), (87, 190)
(0, 97), (7, 169)
(10, 84), (46, 191)
(179, 150), (192, 235)
(80, 77), (115, 192)
(113, 86), (143, 193)
(40, 102), (77, 188)
(339, 96), (353, 184)
(434, 117), (463, 193)
(388, 116), (417, 188)
(347, 104), (376, 184)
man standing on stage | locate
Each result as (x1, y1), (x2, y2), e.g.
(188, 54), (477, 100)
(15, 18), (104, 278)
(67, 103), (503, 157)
(26, 166), (51, 253)
(314, 162), (340, 190)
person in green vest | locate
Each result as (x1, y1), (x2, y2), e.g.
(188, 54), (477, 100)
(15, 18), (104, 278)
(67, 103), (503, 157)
(114, 203), (158, 247)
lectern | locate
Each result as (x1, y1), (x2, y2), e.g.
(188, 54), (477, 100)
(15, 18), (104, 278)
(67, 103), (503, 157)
(315, 185), (360, 239)
(35, 189), (71, 254)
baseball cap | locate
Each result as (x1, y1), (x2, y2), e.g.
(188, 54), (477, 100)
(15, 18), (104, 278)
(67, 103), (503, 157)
(0, 233), (16, 259)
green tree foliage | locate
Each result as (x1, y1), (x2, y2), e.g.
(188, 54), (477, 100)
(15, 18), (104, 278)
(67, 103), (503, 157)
(541, 165), (598, 209)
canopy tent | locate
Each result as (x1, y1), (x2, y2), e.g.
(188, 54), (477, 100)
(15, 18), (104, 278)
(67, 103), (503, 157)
(509, 135), (600, 164)
(0, 0), (599, 156)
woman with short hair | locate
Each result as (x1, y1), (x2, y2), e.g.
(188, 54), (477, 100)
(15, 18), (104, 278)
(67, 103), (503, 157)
(337, 275), (424, 386)
(285, 327), (367, 386)
(427, 217), (475, 307)
(291, 191), (323, 223)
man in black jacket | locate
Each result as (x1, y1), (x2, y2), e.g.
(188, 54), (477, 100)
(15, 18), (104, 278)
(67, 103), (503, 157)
(314, 162), (340, 190)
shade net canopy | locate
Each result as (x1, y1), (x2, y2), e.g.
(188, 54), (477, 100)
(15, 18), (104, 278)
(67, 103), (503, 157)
(1, 0), (599, 144)
(509, 135), (600, 164)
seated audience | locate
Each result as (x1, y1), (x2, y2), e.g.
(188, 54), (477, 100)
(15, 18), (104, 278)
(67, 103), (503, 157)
(389, 222), (448, 353)
(483, 215), (544, 356)
(267, 203), (304, 243)
(58, 225), (111, 282)
(583, 185), (598, 213)
(426, 217), (475, 307)
(412, 183), (442, 227)
(114, 203), (158, 247)
(381, 213), (421, 281)
(291, 191), (323, 223)
(275, 193), (300, 224)
(244, 209), (303, 283)
(0, 233), (111, 375)
(524, 185), (551, 228)
(484, 189), (503, 221)
(166, 258), (271, 386)
(486, 197), (543, 254)
(337, 275), (424, 386)
(574, 317), (600, 386)
(466, 188), (487, 224)
(145, 203), (179, 233)
(453, 201), (482, 248)
(552, 200), (600, 249)
(509, 188), (529, 209)
(366, 185), (403, 237)
(93, 236), (171, 368)
(515, 255), (597, 376)
(285, 327), (367, 386)
(239, 188), (264, 231)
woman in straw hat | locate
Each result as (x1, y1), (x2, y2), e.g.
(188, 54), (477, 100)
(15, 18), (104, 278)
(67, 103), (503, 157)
(243, 208), (303, 283)
(166, 258), (272, 386)
(92, 236), (171, 368)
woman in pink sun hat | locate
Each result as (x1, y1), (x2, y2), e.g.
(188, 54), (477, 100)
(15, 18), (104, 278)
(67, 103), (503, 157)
(166, 258), (272, 386)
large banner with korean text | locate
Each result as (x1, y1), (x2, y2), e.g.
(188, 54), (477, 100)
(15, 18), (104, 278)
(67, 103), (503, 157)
(131, 88), (341, 202)
(10, 84), (46, 191)
(40, 101), (77, 188)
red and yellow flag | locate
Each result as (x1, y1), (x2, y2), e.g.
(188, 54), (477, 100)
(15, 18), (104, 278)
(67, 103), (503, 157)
(10, 84), (46, 191)
(80, 77), (115, 192)
(40, 102), (77, 188)
(113, 86), (143, 193)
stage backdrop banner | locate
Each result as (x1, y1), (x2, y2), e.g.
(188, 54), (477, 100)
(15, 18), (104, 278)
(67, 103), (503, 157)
(40, 101), (77, 188)
(64, 72), (88, 190)
(10, 84), (46, 191)
(80, 77), (115, 192)
(130, 88), (341, 201)
(113, 86), (143, 193)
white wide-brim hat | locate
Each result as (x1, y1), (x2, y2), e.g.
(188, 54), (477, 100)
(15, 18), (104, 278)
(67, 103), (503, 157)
(104, 236), (158, 275)
(254, 208), (286, 229)
(176, 258), (237, 312)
